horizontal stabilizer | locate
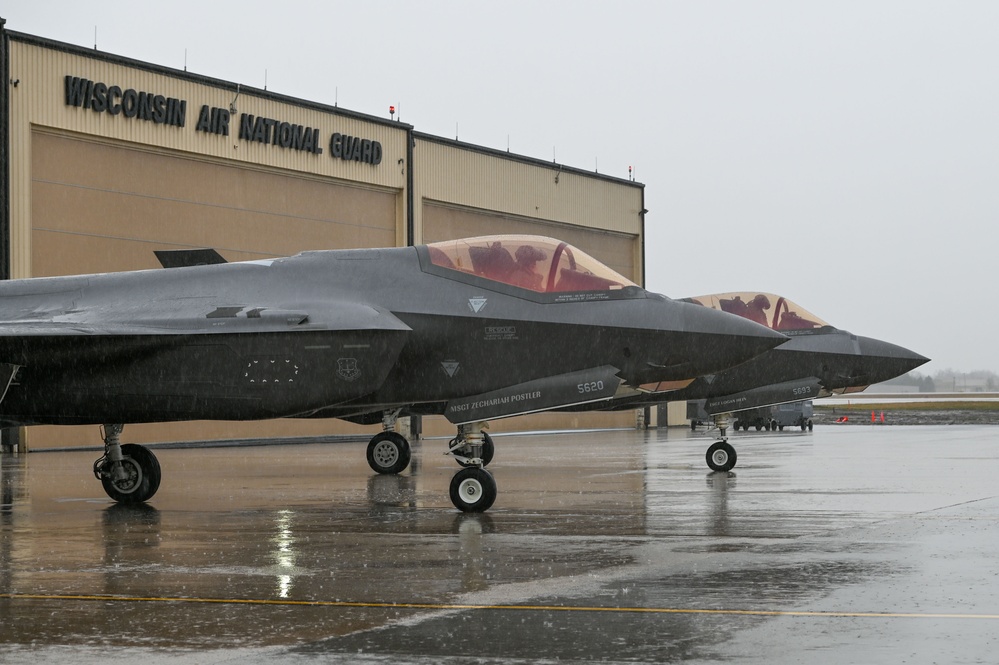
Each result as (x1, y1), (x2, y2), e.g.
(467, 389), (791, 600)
(444, 365), (621, 425)
(702, 378), (823, 415)
(154, 248), (228, 269)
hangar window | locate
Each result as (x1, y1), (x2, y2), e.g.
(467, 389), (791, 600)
(426, 235), (636, 294)
(685, 292), (830, 332)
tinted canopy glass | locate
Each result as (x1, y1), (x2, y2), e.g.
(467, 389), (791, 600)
(427, 236), (636, 294)
(686, 292), (830, 331)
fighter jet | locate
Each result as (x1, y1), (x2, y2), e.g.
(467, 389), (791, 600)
(585, 291), (928, 472)
(0, 236), (785, 512)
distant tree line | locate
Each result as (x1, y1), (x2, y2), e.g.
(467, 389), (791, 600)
(882, 370), (999, 392)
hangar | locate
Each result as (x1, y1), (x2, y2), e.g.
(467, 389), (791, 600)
(0, 19), (651, 450)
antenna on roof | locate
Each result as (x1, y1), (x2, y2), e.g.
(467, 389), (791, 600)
(229, 84), (240, 115)
(184, 48), (187, 72)
(264, 69), (268, 91)
(93, 26), (97, 50)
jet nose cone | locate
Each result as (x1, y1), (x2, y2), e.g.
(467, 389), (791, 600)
(856, 336), (930, 383)
(679, 302), (788, 375)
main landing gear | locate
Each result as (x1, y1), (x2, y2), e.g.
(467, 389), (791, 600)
(93, 424), (162, 503)
(364, 414), (497, 513)
(705, 414), (738, 473)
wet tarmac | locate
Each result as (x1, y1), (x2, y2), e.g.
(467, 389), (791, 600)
(2, 424), (998, 663)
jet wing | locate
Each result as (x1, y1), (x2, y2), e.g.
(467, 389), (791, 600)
(0, 295), (409, 338)
(0, 296), (413, 417)
(0, 296), (412, 370)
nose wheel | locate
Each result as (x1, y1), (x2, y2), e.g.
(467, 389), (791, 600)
(705, 440), (737, 472)
(449, 467), (497, 512)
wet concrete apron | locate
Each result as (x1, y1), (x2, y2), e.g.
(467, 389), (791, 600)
(2, 425), (997, 663)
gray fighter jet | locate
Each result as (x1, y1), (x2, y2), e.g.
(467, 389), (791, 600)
(0, 236), (785, 511)
(587, 291), (928, 472)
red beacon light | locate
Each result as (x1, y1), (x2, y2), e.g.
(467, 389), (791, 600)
(389, 105), (396, 120)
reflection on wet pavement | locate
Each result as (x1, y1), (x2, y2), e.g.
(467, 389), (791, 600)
(2, 426), (998, 663)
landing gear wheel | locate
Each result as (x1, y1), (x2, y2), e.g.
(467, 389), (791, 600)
(706, 441), (737, 472)
(366, 431), (411, 475)
(449, 467), (497, 513)
(100, 444), (161, 504)
(456, 432), (495, 468)
(807, 419), (814, 431)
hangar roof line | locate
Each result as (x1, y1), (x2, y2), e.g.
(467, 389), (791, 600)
(3, 24), (643, 190)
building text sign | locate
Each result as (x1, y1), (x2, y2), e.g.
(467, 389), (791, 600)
(63, 76), (384, 166)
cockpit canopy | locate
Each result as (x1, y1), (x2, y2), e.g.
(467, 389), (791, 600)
(426, 235), (637, 294)
(685, 292), (830, 332)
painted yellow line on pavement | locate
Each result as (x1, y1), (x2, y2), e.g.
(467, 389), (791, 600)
(2, 592), (998, 620)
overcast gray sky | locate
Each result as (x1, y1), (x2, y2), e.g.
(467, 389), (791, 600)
(4, 1), (995, 374)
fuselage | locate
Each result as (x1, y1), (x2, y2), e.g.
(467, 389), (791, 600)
(672, 327), (929, 404)
(0, 242), (786, 426)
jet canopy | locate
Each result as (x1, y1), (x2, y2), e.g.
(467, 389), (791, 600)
(426, 235), (637, 294)
(685, 292), (830, 332)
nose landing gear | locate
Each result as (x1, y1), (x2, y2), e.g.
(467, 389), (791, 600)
(705, 413), (738, 473)
(446, 422), (496, 513)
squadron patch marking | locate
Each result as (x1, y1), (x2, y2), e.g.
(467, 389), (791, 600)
(336, 358), (361, 381)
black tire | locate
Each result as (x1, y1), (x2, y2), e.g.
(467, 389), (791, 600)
(705, 441), (737, 472)
(100, 444), (161, 504)
(755, 423), (763, 431)
(456, 431), (495, 468)
(366, 431), (411, 475)
(808, 420), (814, 432)
(449, 467), (497, 512)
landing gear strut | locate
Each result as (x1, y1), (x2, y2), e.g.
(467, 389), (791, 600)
(446, 423), (496, 512)
(705, 413), (738, 473)
(93, 424), (161, 503)
(448, 429), (494, 468)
